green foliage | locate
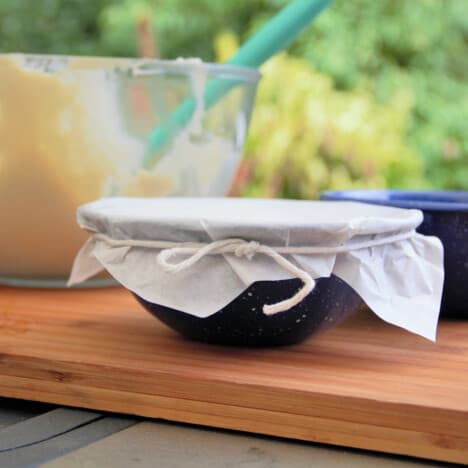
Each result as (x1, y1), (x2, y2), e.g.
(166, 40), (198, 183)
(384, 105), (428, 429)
(0, 0), (466, 193)
(0, 0), (113, 55)
(99, 0), (263, 60)
(283, 0), (468, 190)
(239, 53), (428, 199)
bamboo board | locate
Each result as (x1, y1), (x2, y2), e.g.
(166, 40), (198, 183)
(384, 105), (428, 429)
(0, 286), (467, 464)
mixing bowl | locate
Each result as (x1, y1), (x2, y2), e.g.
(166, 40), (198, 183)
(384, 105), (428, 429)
(320, 190), (468, 318)
(134, 276), (363, 347)
(0, 53), (260, 286)
(70, 197), (443, 346)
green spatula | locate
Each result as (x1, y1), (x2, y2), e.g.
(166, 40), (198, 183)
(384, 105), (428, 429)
(144, 0), (332, 168)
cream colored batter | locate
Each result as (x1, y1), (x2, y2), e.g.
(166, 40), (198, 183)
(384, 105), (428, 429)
(0, 54), (240, 281)
(0, 55), (154, 279)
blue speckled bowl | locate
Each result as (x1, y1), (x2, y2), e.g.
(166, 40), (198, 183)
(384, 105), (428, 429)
(134, 275), (363, 346)
(320, 190), (468, 319)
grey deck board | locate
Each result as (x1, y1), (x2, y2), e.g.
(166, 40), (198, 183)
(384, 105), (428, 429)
(0, 400), (451, 468)
(0, 408), (102, 451)
(42, 421), (442, 468)
(0, 398), (54, 429)
(0, 415), (137, 467)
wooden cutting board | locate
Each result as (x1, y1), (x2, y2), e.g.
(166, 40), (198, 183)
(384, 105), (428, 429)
(0, 286), (467, 464)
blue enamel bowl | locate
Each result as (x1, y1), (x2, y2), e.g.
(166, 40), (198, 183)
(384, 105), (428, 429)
(320, 190), (468, 319)
(134, 276), (363, 347)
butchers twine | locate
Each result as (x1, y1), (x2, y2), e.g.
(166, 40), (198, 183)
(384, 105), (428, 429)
(92, 231), (415, 316)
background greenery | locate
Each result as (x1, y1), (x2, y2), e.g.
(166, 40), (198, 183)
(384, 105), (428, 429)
(1, 0), (466, 198)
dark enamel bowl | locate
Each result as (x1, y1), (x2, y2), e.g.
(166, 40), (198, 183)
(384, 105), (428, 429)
(134, 275), (363, 346)
(320, 190), (468, 319)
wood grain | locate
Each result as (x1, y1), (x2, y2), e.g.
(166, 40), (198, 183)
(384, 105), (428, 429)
(0, 286), (467, 464)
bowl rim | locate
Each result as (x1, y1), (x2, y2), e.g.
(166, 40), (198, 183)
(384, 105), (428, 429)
(320, 189), (468, 212)
(1, 53), (261, 83)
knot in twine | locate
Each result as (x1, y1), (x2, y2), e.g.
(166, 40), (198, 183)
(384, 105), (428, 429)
(156, 238), (314, 316)
(234, 240), (260, 260)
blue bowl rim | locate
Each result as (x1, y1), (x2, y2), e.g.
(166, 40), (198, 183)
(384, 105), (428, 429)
(320, 190), (468, 212)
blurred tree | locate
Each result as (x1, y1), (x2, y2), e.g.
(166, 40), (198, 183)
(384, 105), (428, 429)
(99, 0), (269, 59)
(0, 0), (113, 55)
(228, 52), (428, 199)
(0, 0), (466, 191)
(282, 0), (468, 189)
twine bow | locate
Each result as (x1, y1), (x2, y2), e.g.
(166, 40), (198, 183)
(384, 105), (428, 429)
(93, 231), (414, 316)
